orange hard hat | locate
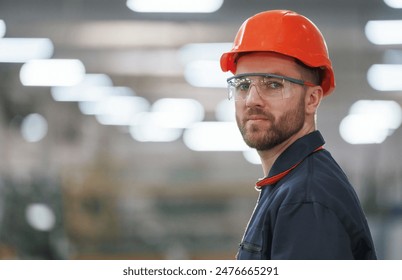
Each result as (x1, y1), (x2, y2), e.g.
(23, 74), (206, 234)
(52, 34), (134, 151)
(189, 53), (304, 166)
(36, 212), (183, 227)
(220, 10), (335, 96)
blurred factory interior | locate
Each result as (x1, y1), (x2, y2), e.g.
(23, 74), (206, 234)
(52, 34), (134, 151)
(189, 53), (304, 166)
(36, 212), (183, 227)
(0, 0), (402, 260)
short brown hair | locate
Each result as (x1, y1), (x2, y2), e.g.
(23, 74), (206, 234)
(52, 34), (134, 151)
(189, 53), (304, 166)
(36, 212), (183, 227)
(295, 59), (322, 86)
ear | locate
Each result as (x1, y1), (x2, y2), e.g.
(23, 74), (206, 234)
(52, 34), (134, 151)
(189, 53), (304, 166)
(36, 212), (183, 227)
(305, 86), (323, 115)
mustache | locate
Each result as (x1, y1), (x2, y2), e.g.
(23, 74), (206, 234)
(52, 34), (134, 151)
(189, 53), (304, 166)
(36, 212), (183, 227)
(244, 107), (274, 121)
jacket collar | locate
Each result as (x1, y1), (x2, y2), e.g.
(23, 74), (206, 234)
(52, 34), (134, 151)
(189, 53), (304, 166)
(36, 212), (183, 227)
(255, 130), (325, 189)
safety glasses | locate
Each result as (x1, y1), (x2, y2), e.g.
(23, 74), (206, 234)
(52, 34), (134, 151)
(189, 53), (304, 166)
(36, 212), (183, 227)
(226, 73), (316, 101)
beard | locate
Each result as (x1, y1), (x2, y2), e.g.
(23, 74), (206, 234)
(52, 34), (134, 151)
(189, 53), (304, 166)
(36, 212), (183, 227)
(236, 98), (305, 151)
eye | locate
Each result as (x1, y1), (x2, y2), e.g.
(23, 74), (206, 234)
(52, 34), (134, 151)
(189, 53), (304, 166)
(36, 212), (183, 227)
(232, 79), (251, 92)
(237, 82), (251, 91)
(261, 78), (284, 90)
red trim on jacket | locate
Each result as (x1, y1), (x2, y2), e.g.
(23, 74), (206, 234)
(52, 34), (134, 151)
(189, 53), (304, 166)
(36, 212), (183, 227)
(255, 146), (324, 188)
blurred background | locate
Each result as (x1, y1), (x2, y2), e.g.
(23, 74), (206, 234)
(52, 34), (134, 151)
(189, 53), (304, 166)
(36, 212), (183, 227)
(0, 0), (401, 260)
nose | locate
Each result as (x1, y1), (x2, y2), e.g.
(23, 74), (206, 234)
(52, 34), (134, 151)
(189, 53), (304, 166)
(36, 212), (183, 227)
(245, 84), (264, 107)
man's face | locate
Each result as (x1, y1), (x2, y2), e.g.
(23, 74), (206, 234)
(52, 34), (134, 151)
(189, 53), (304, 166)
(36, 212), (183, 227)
(234, 52), (307, 151)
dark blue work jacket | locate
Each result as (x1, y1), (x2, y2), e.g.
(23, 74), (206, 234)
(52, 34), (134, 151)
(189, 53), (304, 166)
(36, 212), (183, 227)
(237, 131), (377, 260)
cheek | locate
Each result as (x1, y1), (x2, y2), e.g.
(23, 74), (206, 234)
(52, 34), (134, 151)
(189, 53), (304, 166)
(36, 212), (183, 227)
(235, 111), (243, 128)
(234, 102), (243, 111)
(234, 104), (245, 118)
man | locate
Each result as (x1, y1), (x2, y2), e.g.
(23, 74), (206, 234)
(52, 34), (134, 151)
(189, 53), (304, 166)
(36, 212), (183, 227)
(220, 10), (377, 259)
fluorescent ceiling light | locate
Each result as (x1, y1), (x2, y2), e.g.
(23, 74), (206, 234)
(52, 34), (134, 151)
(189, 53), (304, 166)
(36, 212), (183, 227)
(25, 203), (55, 231)
(179, 43), (232, 64)
(181, 44), (232, 88)
(0, 20), (5, 38)
(384, 0), (402, 8)
(184, 60), (230, 88)
(126, 0), (224, 13)
(183, 122), (248, 151)
(367, 64), (402, 91)
(365, 20), (402, 45)
(151, 98), (204, 128)
(0, 38), (53, 63)
(56, 86), (132, 104)
(130, 112), (183, 142)
(340, 114), (389, 144)
(51, 74), (113, 102)
(243, 150), (261, 165)
(78, 88), (139, 115)
(349, 100), (402, 130)
(339, 100), (402, 144)
(20, 113), (48, 143)
(20, 59), (85, 87)
(87, 96), (150, 126)
(215, 99), (235, 121)
(79, 88), (136, 115)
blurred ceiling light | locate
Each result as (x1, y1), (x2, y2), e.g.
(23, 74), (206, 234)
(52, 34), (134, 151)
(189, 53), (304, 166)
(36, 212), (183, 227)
(339, 100), (402, 144)
(215, 99), (235, 121)
(365, 20), (402, 45)
(91, 96), (150, 126)
(130, 112), (182, 142)
(184, 60), (230, 88)
(243, 149), (261, 165)
(78, 88), (138, 115)
(350, 100), (402, 130)
(20, 59), (85, 86)
(21, 113), (48, 143)
(0, 38), (53, 63)
(183, 122), (248, 151)
(179, 43), (232, 64)
(340, 114), (389, 144)
(384, 0), (402, 8)
(181, 43), (232, 88)
(26, 203), (56, 231)
(0, 20), (5, 38)
(151, 98), (204, 128)
(367, 64), (402, 91)
(51, 74), (114, 102)
(126, 0), (224, 13)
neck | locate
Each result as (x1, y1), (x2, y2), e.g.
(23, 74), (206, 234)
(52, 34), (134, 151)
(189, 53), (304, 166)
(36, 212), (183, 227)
(258, 124), (316, 176)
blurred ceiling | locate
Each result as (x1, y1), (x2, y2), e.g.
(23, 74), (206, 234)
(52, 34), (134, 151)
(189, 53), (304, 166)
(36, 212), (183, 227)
(1, 0), (402, 260)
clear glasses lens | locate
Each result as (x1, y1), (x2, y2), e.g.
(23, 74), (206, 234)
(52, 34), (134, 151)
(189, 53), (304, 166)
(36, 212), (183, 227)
(228, 76), (291, 101)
